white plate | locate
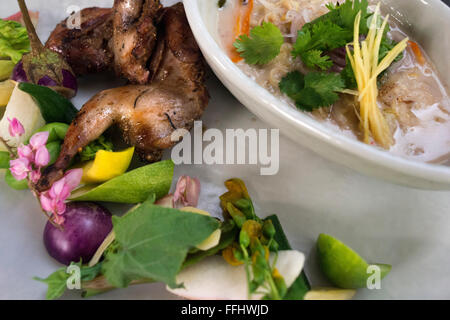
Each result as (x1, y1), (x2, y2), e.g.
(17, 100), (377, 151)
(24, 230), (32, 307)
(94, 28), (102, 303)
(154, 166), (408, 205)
(0, 0), (449, 300)
(184, 0), (450, 190)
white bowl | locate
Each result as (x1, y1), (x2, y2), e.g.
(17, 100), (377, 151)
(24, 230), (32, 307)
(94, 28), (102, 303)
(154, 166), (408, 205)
(183, 0), (450, 190)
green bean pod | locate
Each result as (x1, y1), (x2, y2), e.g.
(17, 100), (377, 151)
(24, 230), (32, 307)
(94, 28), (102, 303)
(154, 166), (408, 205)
(0, 151), (10, 169)
(34, 122), (69, 143)
(46, 141), (61, 166)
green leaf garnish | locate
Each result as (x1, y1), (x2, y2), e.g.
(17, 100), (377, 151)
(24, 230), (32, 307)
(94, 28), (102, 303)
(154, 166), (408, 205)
(279, 71), (345, 111)
(101, 196), (220, 289)
(234, 22), (284, 65)
(18, 82), (78, 124)
(34, 262), (102, 300)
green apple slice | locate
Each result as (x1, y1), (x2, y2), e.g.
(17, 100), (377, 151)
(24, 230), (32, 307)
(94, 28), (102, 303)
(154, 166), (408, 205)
(69, 160), (174, 203)
(317, 233), (391, 289)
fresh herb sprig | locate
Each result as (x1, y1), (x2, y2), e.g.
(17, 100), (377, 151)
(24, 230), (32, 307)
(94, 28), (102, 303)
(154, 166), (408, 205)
(233, 22), (284, 65)
(292, 0), (370, 71)
(219, 178), (287, 299)
(279, 71), (345, 111)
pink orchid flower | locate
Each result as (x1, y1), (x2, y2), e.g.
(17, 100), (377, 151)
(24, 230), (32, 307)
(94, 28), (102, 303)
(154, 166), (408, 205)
(7, 117), (25, 137)
(9, 157), (31, 180)
(40, 168), (83, 224)
(173, 175), (201, 208)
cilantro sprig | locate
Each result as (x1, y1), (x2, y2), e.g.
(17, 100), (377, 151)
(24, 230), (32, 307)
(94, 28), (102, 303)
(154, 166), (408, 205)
(292, 0), (370, 71)
(233, 22), (284, 65)
(292, 21), (351, 70)
(279, 71), (345, 111)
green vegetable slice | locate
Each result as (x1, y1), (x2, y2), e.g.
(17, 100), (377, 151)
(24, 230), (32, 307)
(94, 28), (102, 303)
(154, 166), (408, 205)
(18, 82), (78, 124)
(234, 22), (284, 65)
(69, 160), (174, 203)
(101, 195), (220, 289)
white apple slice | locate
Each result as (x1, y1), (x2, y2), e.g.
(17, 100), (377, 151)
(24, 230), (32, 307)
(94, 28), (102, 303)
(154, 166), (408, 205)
(180, 207), (221, 251)
(168, 250), (305, 300)
(0, 81), (45, 151)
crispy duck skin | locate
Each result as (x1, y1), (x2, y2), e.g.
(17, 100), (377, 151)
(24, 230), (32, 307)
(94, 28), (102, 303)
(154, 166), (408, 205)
(112, 0), (162, 84)
(36, 3), (209, 192)
(45, 7), (114, 76)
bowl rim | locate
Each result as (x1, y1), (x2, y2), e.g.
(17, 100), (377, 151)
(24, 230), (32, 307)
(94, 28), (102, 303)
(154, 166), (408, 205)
(183, 0), (450, 186)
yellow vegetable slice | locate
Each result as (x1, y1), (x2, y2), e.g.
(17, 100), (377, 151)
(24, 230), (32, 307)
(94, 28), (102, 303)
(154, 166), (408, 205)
(0, 80), (15, 107)
(81, 147), (135, 184)
(304, 287), (356, 300)
(180, 206), (221, 251)
(346, 4), (408, 148)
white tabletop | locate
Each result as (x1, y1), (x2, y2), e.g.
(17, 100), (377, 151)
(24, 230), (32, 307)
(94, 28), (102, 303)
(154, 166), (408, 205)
(0, 0), (449, 300)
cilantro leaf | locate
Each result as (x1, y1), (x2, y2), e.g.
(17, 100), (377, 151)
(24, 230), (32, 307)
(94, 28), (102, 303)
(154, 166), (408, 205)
(325, 0), (370, 34)
(292, 0), (370, 70)
(293, 20), (351, 70)
(234, 22), (284, 65)
(280, 71), (344, 111)
(301, 49), (334, 71)
(101, 196), (220, 289)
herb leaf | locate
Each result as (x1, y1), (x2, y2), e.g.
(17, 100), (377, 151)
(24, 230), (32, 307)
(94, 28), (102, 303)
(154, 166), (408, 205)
(102, 196), (220, 289)
(234, 22), (284, 65)
(292, 0), (370, 70)
(279, 71), (344, 111)
(34, 262), (102, 300)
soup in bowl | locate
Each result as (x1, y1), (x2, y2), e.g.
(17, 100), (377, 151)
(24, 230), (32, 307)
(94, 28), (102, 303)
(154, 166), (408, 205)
(184, 0), (450, 189)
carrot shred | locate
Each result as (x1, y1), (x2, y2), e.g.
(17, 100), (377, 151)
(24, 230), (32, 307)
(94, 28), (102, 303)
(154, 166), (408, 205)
(228, 0), (254, 63)
(408, 41), (425, 66)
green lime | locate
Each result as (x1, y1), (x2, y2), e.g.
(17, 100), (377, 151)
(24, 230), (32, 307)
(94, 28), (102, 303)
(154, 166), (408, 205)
(317, 233), (391, 289)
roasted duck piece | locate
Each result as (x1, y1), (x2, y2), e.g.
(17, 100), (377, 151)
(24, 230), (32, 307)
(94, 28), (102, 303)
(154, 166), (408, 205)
(112, 0), (162, 84)
(45, 7), (114, 76)
(36, 3), (208, 192)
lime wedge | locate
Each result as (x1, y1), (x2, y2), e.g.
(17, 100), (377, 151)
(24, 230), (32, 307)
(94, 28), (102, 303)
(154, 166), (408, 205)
(317, 234), (391, 289)
(70, 160), (174, 203)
